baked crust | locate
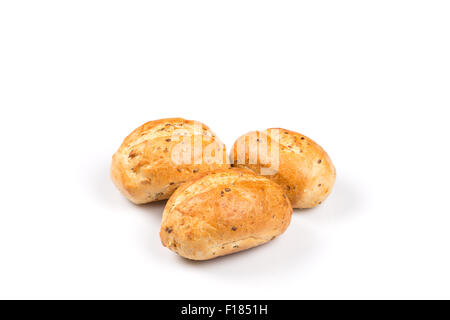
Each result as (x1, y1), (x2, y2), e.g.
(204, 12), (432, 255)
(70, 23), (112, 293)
(160, 168), (293, 260)
(111, 118), (230, 204)
(231, 128), (336, 208)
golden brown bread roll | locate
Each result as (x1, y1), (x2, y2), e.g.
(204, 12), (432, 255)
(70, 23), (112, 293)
(111, 118), (230, 204)
(160, 168), (292, 260)
(231, 128), (336, 209)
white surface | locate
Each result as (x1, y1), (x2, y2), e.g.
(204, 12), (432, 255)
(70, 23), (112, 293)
(1, 1), (449, 300)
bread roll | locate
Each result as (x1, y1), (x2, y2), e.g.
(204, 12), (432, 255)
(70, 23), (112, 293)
(231, 128), (336, 209)
(160, 168), (292, 260)
(111, 118), (230, 204)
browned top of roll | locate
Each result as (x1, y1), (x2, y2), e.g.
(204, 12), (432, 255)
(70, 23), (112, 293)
(160, 168), (292, 260)
(111, 118), (229, 204)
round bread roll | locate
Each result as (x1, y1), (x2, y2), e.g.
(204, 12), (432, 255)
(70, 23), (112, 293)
(230, 128), (336, 209)
(160, 168), (292, 260)
(111, 118), (230, 204)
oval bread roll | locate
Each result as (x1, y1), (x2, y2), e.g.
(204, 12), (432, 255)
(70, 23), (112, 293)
(231, 128), (336, 209)
(160, 168), (292, 260)
(111, 118), (230, 204)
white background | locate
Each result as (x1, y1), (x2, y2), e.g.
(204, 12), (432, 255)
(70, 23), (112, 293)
(1, 1), (449, 299)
